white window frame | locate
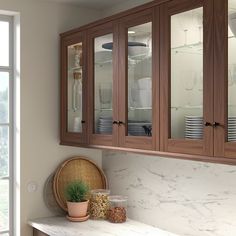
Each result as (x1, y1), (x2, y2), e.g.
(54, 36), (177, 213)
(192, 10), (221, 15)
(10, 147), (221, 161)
(0, 14), (14, 236)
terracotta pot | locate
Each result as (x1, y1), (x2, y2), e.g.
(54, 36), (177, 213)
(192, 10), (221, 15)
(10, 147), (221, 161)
(67, 200), (89, 218)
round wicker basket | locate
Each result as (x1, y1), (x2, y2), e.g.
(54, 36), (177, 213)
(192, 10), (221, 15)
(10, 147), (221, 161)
(53, 157), (108, 211)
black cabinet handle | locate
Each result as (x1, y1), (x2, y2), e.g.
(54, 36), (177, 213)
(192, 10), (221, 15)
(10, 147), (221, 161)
(118, 121), (125, 126)
(204, 122), (212, 127)
(213, 122), (221, 128)
(113, 121), (118, 125)
(81, 120), (85, 124)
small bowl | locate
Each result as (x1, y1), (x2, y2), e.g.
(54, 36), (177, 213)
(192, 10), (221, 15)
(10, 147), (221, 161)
(128, 46), (150, 58)
(137, 77), (152, 89)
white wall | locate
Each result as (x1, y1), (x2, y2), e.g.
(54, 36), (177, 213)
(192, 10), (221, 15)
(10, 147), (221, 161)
(0, 0), (102, 236)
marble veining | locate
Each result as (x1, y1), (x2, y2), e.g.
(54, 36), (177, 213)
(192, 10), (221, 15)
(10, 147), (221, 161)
(102, 151), (236, 236)
(29, 216), (178, 236)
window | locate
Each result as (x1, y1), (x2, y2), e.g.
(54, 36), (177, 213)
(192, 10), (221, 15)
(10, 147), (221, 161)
(0, 15), (14, 236)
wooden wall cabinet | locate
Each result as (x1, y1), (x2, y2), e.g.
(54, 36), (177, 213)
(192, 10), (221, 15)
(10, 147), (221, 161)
(60, 32), (87, 145)
(60, 0), (236, 165)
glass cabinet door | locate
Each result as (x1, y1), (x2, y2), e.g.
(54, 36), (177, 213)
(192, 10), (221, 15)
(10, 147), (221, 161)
(67, 43), (83, 133)
(160, 0), (214, 155)
(87, 23), (118, 146)
(228, 0), (236, 143)
(61, 33), (87, 144)
(215, 0), (236, 158)
(94, 34), (113, 135)
(118, 9), (158, 150)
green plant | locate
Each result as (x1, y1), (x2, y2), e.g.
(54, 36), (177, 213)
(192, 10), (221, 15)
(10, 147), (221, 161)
(65, 180), (89, 202)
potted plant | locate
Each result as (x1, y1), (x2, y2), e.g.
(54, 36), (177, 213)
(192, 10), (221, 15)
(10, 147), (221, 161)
(65, 180), (89, 218)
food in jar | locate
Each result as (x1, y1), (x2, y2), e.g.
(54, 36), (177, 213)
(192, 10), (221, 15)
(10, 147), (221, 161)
(90, 189), (110, 219)
(107, 206), (127, 223)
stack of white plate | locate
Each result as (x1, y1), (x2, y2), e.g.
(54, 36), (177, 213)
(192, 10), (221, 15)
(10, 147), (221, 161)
(185, 116), (203, 140)
(97, 116), (112, 134)
(228, 117), (236, 142)
(128, 121), (152, 136)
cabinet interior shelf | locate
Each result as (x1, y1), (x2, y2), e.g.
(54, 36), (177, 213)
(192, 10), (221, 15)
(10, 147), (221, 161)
(172, 36), (235, 55)
(171, 104), (236, 111)
(69, 66), (82, 72)
(95, 107), (152, 112)
(171, 105), (203, 110)
(95, 54), (151, 66)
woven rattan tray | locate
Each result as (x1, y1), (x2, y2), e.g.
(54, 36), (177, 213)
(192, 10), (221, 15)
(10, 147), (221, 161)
(53, 157), (107, 211)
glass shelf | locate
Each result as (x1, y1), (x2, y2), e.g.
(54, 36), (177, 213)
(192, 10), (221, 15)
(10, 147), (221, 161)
(95, 107), (152, 112)
(172, 36), (235, 55)
(95, 55), (151, 66)
(172, 42), (203, 55)
(171, 105), (203, 111)
(69, 66), (82, 73)
(129, 107), (152, 110)
(95, 108), (113, 111)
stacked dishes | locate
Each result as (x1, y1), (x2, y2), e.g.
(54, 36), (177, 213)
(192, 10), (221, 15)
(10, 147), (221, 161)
(228, 117), (236, 142)
(128, 121), (152, 136)
(185, 116), (203, 140)
(97, 116), (112, 134)
(137, 77), (152, 108)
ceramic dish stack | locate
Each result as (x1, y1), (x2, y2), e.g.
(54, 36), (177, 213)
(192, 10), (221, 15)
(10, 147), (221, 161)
(128, 121), (152, 136)
(185, 116), (203, 140)
(228, 116), (236, 142)
(97, 116), (113, 134)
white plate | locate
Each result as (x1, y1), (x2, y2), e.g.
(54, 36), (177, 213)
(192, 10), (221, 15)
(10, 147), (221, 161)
(185, 116), (203, 118)
(185, 127), (203, 129)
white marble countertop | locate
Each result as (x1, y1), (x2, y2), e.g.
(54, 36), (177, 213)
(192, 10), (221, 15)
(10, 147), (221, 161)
(29, 216), (179, 236)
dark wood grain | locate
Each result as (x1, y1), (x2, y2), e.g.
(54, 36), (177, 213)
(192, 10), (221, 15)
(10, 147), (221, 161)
(160, 0), (214, 156)
(60, 0), (236, 165)
(118, 8), (156, 150)
(213, 0), (230, 157)
(60, 32), (87, 145)
(87, 22), (117, 146)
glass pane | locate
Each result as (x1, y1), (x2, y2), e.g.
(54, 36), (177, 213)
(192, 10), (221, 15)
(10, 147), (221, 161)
(0, 127), (9, 177)
(67, 43), (83, 133)
(0, 179), (9, 232)
(0, 72), (9, 124)
(171, 8), (203, 139)
(228, 0), (236, 142)
(0, 21), (9, 67)
(94, 34), (113, 134)
(127, 22), (152, 137)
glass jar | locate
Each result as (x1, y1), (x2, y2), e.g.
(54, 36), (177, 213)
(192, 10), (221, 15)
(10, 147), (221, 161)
(90, 189), (110, 220)
(107, 195), (128, 223)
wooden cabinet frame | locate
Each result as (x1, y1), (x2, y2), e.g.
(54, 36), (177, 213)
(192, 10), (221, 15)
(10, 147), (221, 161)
(60, 32), (88, 145)
(118, 8), (159, 150)
(160, 0), (214, 156)
(214, 0), (236, 158)
(60, 0), (236, 165)
(87, 22), (119, 147)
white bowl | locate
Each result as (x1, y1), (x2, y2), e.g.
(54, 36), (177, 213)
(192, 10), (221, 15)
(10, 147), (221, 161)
(138, 89), (152, 107)
(128, 46), (150, 58)
(137, 77), (152, 89)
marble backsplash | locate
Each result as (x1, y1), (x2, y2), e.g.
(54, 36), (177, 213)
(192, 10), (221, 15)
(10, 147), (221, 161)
(102, 151), (236, 236)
